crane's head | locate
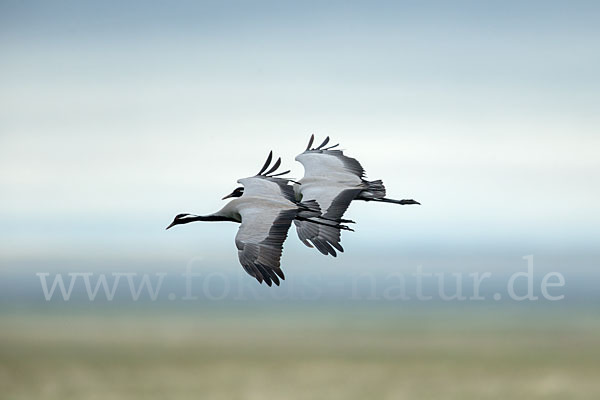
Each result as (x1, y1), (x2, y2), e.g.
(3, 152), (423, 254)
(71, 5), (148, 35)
(166, 213), (198, 230)
(222, 186), (244, 200)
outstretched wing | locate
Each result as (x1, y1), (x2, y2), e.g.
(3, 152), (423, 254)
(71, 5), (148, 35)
(235, 201), (296, 286)
(295, 151), (365, 181)
(295, 136), (366, 220)
(293, 187), (361, 257)
(293, 136), (366, 256)
(295, 135), (365, 181)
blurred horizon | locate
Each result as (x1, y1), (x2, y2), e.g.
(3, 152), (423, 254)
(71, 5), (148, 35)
(2, 2), (600, 398)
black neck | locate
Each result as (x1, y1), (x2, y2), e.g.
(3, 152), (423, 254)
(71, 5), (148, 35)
(188, 215), (238, 223)
(168, 214), (239, 230)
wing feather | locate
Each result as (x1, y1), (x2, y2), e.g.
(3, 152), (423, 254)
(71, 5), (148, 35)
(235, 206), (296, 286)
(264, 157), (281, 176)
(296, 150), (365, 180)
(293, 188), (361, 256)
(240, 176), (296, 203)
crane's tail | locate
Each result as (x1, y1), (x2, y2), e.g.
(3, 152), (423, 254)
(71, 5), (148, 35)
(370, 197), (421, 205)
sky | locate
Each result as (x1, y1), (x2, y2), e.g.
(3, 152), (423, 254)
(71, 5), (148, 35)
(1, 1), (599, 279)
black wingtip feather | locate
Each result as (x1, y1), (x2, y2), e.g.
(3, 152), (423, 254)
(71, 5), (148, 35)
(306, 134), (315, 151)
(274, 268), (285, 280)
(315, 136), (330, 150)
(269, 170), (291, 177)
(264, 157), (281, 176)
(257, 151), (273, 175)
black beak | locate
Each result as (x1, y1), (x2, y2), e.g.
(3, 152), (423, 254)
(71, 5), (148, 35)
(166, 221), (177, 230)
(222, 191), (236, 200)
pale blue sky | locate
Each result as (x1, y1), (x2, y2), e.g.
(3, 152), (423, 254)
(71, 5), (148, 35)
(1, 1), (599, 274)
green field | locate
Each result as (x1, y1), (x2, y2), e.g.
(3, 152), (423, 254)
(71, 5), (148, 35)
(1, 304), (599, 399)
